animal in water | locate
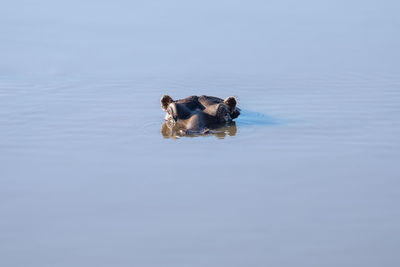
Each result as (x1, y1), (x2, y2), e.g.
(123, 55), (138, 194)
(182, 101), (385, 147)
(160, 95), (240, 135)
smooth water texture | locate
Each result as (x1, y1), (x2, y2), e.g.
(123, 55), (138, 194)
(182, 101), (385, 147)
(1, 1), (400, 267)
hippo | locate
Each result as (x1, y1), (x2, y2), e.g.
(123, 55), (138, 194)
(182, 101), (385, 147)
(160, 95), (240, 136)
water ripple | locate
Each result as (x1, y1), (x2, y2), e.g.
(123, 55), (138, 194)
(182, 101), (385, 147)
(236, 109), (281, 127)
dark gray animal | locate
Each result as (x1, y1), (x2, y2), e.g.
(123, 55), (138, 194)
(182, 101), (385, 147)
(160, 95), (240, 135)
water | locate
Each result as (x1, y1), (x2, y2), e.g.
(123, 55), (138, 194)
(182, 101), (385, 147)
(1, 1), (400, 266)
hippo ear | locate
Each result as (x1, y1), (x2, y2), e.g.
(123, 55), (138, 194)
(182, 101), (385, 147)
(161, 95), (174, 111)
(224, 96), (237, 110)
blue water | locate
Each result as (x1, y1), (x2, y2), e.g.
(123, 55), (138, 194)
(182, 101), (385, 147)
(237, 110), (280, 126)
(1, 1), (400, 267)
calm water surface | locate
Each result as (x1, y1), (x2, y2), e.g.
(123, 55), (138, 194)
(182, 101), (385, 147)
(1, 1), (400, 267)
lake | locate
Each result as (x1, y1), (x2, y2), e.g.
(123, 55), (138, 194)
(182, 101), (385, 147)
(1, 1), (400, 266)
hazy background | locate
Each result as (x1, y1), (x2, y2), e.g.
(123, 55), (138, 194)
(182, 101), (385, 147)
(1, 1), (399, 266)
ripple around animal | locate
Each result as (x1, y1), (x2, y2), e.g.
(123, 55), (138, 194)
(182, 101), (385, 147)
(235, 109), (281, 127)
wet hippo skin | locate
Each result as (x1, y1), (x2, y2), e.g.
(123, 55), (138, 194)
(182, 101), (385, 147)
(160, 95), (240, 136)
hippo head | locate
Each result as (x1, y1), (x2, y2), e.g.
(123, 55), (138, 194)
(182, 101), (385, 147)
(160, 95), (240, 136)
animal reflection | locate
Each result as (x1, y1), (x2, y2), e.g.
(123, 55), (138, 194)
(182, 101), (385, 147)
(161, 121), (237, 138)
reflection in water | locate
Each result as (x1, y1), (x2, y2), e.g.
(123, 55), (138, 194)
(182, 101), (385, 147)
(161, 121), (237, 139)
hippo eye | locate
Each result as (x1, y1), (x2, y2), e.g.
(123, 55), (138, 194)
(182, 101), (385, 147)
(167, 103), (178, 121)
(216, 104), (231, 122)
